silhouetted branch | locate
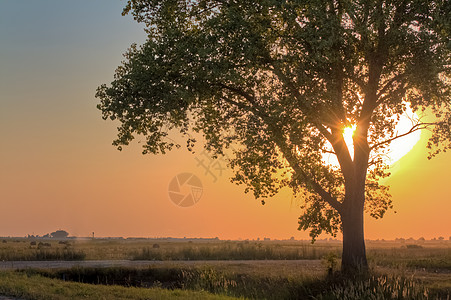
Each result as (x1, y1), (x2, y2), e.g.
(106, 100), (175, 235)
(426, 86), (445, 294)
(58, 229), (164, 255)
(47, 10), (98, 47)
(376, 73), (406, 99)
(370, 122), (438, 150)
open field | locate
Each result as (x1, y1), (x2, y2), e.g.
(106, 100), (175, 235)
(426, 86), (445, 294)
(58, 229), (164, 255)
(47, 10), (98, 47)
(2, 238), (340, 261)
(0, 238), (450, 299)
(3, 237), (449, 262)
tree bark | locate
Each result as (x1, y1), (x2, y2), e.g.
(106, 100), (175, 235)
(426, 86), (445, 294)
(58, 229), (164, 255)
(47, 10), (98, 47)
(341, 200), (368, 273)
(339, 105), (371, 274)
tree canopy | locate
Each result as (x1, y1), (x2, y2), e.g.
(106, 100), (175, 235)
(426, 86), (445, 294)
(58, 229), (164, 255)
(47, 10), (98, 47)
(97, 0), (450, 269)
(50, 230), (69, 239)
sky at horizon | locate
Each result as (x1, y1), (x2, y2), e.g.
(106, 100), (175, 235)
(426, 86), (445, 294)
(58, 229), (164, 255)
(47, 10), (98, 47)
(1, 0), (450, 240)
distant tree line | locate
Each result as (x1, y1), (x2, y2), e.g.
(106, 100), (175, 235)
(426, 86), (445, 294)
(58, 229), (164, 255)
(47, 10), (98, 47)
(26, 230), (69, 239)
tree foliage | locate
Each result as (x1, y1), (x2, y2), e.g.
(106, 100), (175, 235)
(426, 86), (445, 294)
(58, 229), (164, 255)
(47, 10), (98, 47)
(50, 230), (69, 239)
(97, 0), (450, 241)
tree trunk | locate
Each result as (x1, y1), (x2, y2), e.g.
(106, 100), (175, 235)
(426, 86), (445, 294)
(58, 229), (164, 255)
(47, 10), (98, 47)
(341, 202), (368, 273)
(340, 123), (370, 274)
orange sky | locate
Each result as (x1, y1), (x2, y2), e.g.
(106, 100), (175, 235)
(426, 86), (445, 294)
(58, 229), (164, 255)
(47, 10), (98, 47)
(1, 1), (449, 240)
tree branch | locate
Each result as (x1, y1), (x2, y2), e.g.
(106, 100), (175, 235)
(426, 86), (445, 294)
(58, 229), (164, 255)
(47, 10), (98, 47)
(267, 62), (356, 182)
(271, 129), (343, 214)
(219, 94), (254, 113)
(348, 73), (367, 92)
(217, 83), (259, 107)
(217, 82), (275, 126)
(376, 72), (406, 100)
(321, 148), (337, 155)
(216, 81), (343, 214)
(286, 151), (343, 213)
(370, 122), (438, 150)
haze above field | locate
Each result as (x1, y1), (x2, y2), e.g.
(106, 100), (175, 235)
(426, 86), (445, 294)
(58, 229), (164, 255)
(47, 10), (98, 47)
(1, 0), (450, 240)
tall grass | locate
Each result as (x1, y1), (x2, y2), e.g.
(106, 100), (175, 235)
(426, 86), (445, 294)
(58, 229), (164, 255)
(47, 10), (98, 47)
(0, 270), (234, 300)
(367, 246), (451, 271)
(131, 242), (336, 261)
(317, 275), (429, 300)
(18, 266), (322, 299)
(0, 248), (86, 261)
(18, 266), (440, 299)
(180, 268), (238, 294)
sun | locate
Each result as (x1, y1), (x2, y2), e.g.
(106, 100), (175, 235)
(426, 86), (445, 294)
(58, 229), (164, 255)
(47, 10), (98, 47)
(343, 125), (357, 153)
(342, 106), (421, 165)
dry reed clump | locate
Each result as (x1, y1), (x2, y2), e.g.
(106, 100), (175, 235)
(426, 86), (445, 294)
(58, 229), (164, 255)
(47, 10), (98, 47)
(180, 268), (238, 294)
(317, 275), (429, 300)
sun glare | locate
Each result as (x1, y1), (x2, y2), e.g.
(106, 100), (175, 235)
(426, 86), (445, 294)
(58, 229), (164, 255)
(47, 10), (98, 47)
(323, 106), (421, 167)
(386, 108), (421, 165)
(343, 124), (357, 156)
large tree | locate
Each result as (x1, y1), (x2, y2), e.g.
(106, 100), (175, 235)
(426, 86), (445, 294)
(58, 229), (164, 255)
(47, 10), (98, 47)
(96, 0), (450, 272)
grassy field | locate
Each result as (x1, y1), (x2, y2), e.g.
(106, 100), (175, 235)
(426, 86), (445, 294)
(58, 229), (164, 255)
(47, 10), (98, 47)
(0, 270), (235, 300)
(0, 264), (447, 299)
(1, 238), (450, 271)
(0, 238), (450, 299)
(0, 238), (342, 261)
